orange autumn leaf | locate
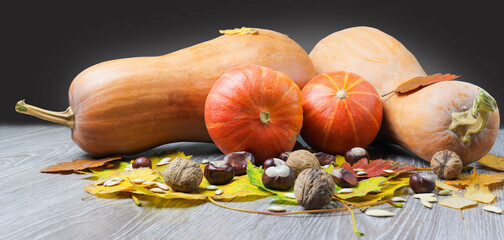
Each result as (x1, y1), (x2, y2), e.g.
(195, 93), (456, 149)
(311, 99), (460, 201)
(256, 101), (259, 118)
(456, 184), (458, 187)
(478, 153), (504, 171)
(463, 167), (496, 204)
(442, 172), (504, 189)
(383, 73), (459, 96)
(41, 156), (123, 173)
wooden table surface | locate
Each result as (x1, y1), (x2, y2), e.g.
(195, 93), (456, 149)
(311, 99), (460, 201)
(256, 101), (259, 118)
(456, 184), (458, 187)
(1, 124), (503, 239)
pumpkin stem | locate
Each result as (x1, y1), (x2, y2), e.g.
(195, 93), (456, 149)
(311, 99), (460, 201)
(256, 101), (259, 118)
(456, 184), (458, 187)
(336, 90), (348, 99)
(259, 111), (270, 124)
(15, 99), (75, 129)
(449, 88), (498, 144)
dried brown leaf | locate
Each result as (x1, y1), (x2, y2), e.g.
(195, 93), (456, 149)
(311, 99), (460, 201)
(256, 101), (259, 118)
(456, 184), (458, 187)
(41, 156), (123, 173)
(383, 73), (459, 96)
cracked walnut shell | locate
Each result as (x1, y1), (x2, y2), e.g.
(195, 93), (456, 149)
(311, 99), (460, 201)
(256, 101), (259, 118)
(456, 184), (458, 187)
(163, 157), (203, 192)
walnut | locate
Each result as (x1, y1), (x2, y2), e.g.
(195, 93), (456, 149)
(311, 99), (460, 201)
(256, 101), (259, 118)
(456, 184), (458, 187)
(163, 157), (203, 192)
(286, 150), (321, 177)
(294, 168), (335, 210)
(430, 150), (463, 179)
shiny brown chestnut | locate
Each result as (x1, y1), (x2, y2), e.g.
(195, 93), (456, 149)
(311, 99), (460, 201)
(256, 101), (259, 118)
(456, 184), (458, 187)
(278, 152), (290, 162)
(344, 147), (370, 165)
(132, 157), (152, 169)
(314, 152), (335, 166)
(263, 158), (285, 170)
(409, 173), (435, 193)
(204, 161), (235, 185)
(330, 168), (358, 188)
(223, 151), (254, 175)
(261, 160), (295, 191)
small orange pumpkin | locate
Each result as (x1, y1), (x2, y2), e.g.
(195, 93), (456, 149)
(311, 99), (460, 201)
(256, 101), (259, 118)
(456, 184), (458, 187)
(301, 71), (383, 154)
(204, 65), (303, 165)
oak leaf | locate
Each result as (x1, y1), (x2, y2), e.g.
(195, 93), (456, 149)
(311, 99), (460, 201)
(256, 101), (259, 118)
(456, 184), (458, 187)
(41, 156), (123, 173)
(478, 153), (504, 171)
(383, 73), (459, 96)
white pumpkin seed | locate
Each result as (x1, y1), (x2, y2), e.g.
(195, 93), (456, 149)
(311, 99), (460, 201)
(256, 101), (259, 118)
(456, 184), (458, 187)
(111, 177), (124, 182)
(424, 196), (438, 203)
(103, 179), (121, 187)
(391, 197), (407, 202)
(365, 209), (394, 217)
(337, 188), (354, 194)
(438, 189), (452, 196)
(156, 158), (172, 166)
(322, 165), (330, 169)
(483, 206), (502, 214)
(267, 206), (287, 212)
(383, 169), (395, 174)
(156, 182), (170, 190)
(413, 193), (435, 199)
(131, 178), (146, 184)
(353, 168), (365, 172)
(205, 185), (219, 190)
(142, 181), (158, 187)
(95, 178), (107, 186)
(283, 193), (296, 199)
(215, 189), (223, 195)
(124, 165), (133, 171)
(420, 198), (432, 208)
(356, 171), (367, 176)
(150, 187), (166, 193)
(201, 159), (210, 164)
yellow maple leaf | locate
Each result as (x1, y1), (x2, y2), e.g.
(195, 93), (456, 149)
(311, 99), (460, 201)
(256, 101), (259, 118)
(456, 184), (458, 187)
(439, 192), (477, 209)
(85, 168), (160, 195)
(441, 172), (504, 188)
(435, 179), (460, 192)
(478, 153), (504, 171)
(463, 167), (496, 204)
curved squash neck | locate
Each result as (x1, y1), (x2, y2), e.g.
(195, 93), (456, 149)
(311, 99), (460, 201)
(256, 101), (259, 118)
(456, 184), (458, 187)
(15, 100), (75, 129)
(449, 88), (498, 144)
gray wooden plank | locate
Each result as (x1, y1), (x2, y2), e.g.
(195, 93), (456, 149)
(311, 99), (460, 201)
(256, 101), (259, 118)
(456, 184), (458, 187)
(0, 124), (503, 239)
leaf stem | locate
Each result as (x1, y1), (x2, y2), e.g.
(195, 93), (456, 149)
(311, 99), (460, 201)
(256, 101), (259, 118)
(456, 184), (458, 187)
(335, 197), (364, 237)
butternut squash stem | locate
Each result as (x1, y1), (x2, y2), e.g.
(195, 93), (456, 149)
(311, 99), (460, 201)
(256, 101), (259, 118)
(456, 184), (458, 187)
(449, 88), (498, 144)
(15, 99), (75, 129)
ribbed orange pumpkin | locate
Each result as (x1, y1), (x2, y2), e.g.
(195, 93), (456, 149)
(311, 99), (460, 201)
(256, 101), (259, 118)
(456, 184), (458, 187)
(205, 65), (303, 165)
(301, 71), (383, 154)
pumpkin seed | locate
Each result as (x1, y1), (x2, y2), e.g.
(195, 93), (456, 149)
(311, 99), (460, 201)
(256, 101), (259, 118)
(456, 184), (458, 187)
(283, 193), (296, 199)
(356, 171), (367, 176)
(365, 209), (394, 217)
(413, 193), (435, 199)
(267, 206), (287, 212)
(438, 189), (452, 196)
(150, 187), (166, 193)
(424, 196), (438, 203)
(156, 157), (172, 166)
(156, 182), (170, 190)
(483, 206), (502, 214)
(205, 185), (219, 190)
(420, 198), (432, 208)
(391, 197), (407, 202)
(95, 178), (107, 186)
(111, 177), (124, 182)
(337, 188), (354, 194)
(131, 178), (146, 184)
(383, 169), (395, 174)
(103, 179), (121, 187)
(142, 181), (158, 187)
(353, 168), (365, 172)
(215, 189), (223, 195)
(201, 159), (210, 164)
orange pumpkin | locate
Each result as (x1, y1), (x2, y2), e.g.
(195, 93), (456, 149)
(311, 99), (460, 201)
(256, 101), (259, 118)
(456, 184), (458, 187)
(301, 71), (383, 154)
(205, 64), (303, 165)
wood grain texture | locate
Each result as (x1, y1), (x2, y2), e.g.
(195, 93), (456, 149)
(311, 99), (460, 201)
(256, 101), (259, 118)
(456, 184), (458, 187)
(0, 124), (503, 239)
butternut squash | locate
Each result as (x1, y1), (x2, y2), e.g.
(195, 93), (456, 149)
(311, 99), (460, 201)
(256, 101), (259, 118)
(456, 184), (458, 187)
(16, 27), (316, 157)
(309, 26), (499, 164)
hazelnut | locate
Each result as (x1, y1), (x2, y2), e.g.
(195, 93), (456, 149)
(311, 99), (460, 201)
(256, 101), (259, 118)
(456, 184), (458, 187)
(132, 157), (152, 169)
(330, 168), (357, 188)
(286, 150), (321, 177)
(430, 150), (463, 179)
(163, 157), (203, 193)
(409, 173), (435, 193)
(223, 151), (254, 175)
(261, 160), (295, 191)
(314, 152), (335, 166)
(344, 147), (370, 165)
(294, 168), (335, 210)
(204, 161), (235, 185)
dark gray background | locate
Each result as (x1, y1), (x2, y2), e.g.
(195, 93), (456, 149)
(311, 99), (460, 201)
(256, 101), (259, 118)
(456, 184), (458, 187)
(3, 0), (503, 126)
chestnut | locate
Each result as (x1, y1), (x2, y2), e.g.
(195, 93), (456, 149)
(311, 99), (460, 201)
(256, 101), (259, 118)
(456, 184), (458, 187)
(344, 147), (370, 165)
(204, 161), (235, 185)
(314, 152), (335, 166)
(132, 157), (152, 169)
(223, 151), (254, 175)
(330, 168), (358, 188)
(262, 161), (295, 191)
(263, 158), (285, 170)
(278, 152), (290, 162)
(409, 173), (435, 193)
